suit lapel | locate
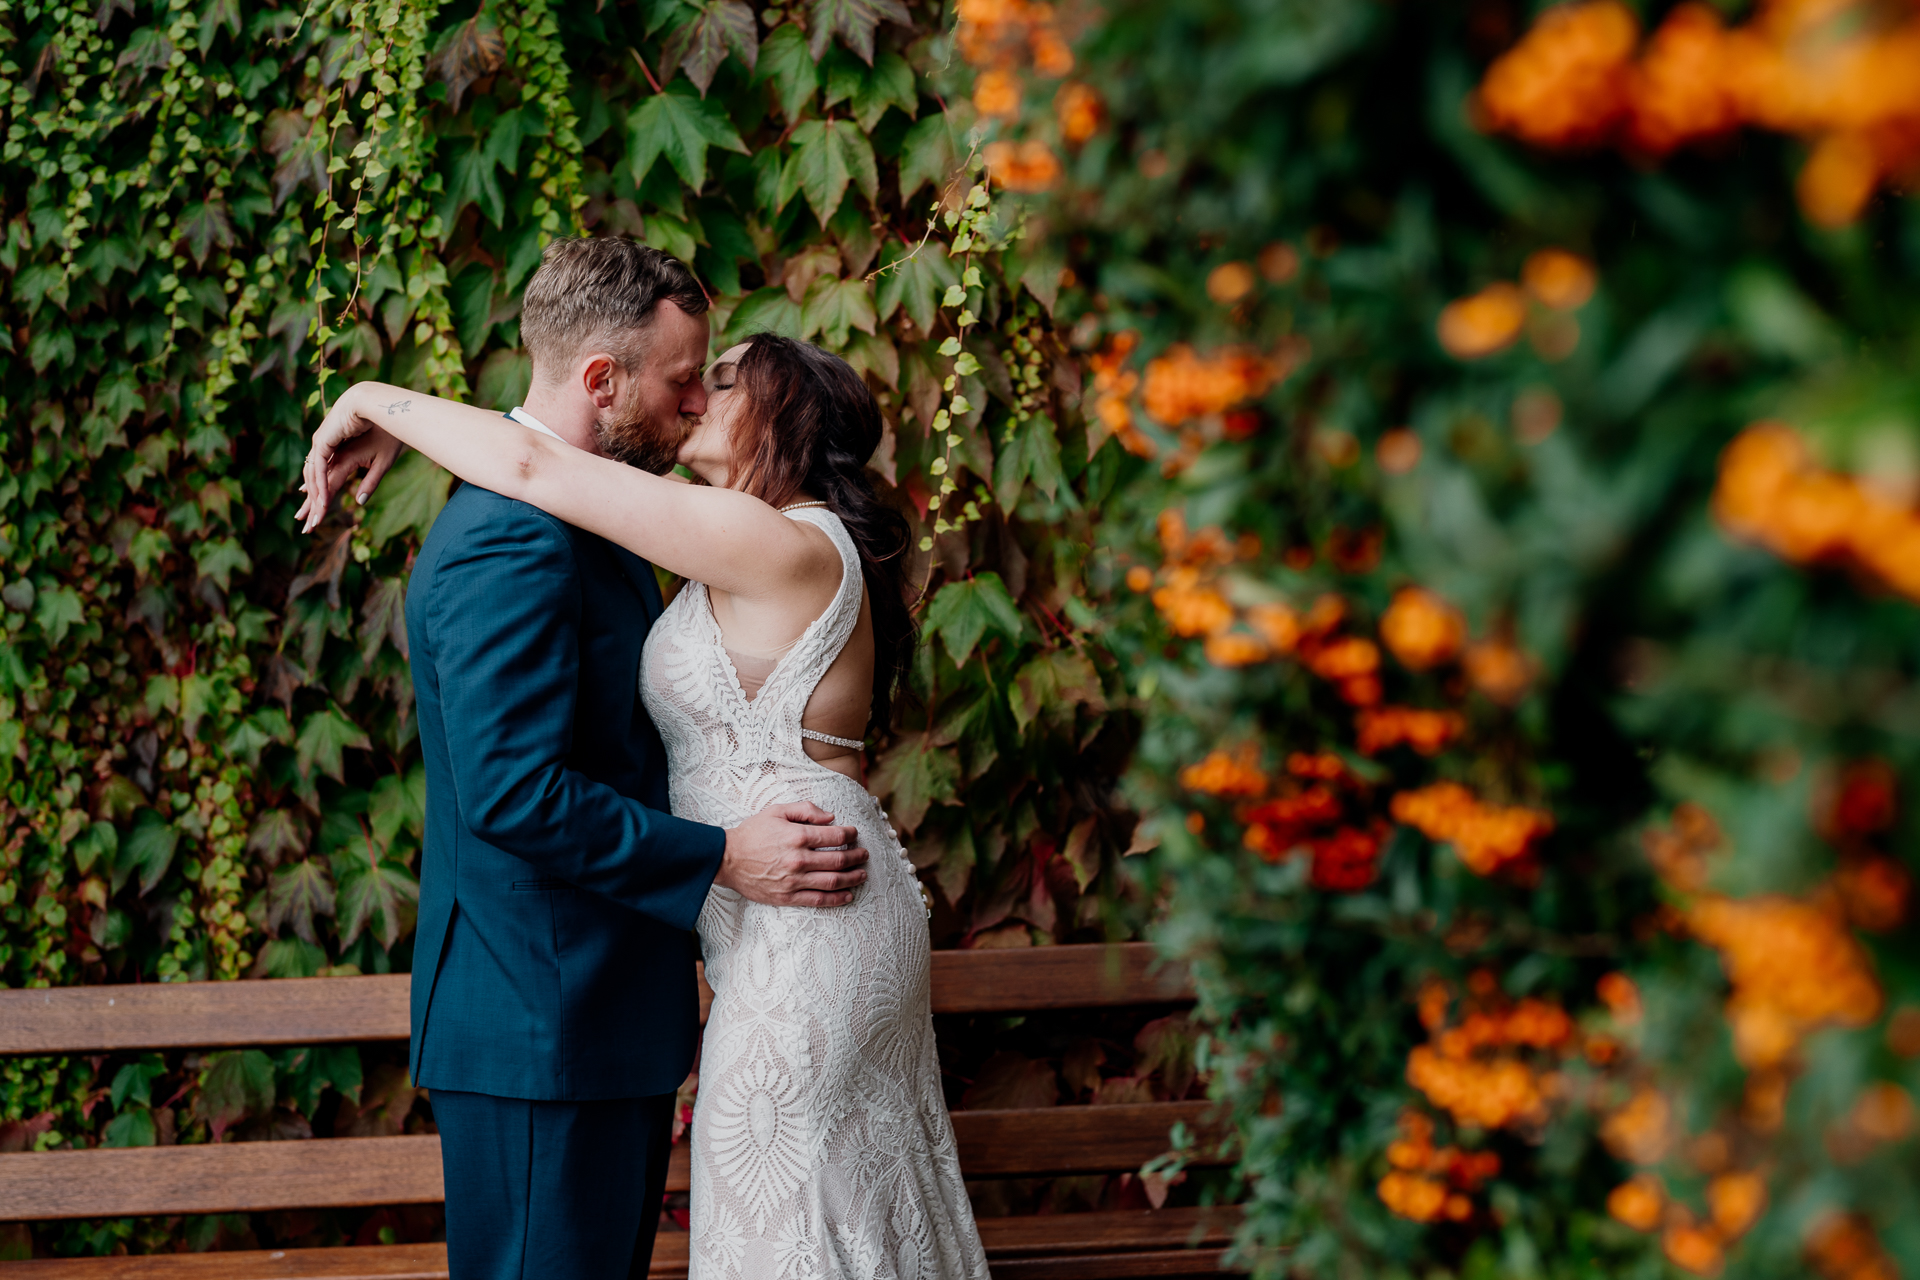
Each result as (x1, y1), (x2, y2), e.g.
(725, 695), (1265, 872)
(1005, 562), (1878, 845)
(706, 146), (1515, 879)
(606, 541), (665, 625)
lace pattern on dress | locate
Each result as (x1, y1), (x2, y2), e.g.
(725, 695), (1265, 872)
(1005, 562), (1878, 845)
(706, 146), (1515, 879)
(640, 508), (988, 1280)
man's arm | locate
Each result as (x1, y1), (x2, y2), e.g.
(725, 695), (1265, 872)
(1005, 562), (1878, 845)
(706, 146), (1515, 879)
(426, 501), (868, 921)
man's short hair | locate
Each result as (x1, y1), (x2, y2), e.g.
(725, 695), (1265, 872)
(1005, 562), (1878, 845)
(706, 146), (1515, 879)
(519, 238), (709, 376)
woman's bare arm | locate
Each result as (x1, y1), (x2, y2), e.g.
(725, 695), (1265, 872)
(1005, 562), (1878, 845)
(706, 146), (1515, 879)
(298, 381), (832, 596)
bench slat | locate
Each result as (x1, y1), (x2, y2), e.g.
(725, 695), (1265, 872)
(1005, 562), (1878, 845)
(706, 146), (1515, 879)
(0, 944), (1193, 1056)
(1, 1102), (1221, 1221)
(0, 1209), (1242, 1278)
(952, 1102), (1224, 1178)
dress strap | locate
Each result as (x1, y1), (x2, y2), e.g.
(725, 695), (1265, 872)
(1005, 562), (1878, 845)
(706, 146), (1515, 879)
(799, 726), (865, 750)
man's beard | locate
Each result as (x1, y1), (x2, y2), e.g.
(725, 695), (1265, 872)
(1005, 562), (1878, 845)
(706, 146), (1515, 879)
(592, 397), (684, 475)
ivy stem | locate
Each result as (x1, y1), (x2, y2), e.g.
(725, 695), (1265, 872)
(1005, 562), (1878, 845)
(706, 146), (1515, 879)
(628, 47), (664, 94)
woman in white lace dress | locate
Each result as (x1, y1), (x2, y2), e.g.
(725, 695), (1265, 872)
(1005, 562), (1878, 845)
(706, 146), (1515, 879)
(298, 334), (989, 1280)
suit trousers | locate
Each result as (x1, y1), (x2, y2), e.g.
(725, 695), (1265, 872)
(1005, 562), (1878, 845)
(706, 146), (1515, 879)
(432, 1088), (677, 1280)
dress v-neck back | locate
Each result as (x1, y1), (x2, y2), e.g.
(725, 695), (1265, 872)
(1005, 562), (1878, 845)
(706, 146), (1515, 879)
(637, 506), (987, 1280)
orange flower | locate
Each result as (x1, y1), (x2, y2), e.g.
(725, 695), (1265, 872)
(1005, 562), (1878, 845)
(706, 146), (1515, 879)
(1848, 1082), (1915, 1143)
(1708, 1171), (1768, 1238)
(1807, 1213), (1900, 1280)
(1608, 1174), (1665, 1231)
(1406, 1047), (1548, 1129)
(1124, 565), (1153, 593)
(1380, 586), (1466, 669)
(1378, 1170), (1450, 1222)
(1306, 636), (1381, 682)
(1141, 344), (1282, 425)
(1437, 283), (1528, 359)
(1055, 82), (1102, 143)
(1521, 248), (1597, 310)
(1029, 23), (1074, 76)
(1205, 632), (1269, 668)
(1206, 262), (1256, 304)
(1179, 746), (1266, 798)
(973, 68), (1022, 117)
(1463, 638), (1533, 703)
(1596, 972), (1642, 1025)
(1835, 856), (1910, 932)
(1665, 1218), (1726, 1277)
(1477, 1), (1639, 149)
(1377, 428), (1422, 474)
(1152, 569), (1234, 636)
(1688, 892), (1883, 1067)
(1088, 332), (1148, 455)
(1602, 1087), (1674, 1164)
(1800, 131), (1883, 228)
(1392, 782), (1554, 876)
(1246, 603), (1302, 653)
(1257, 241), (1300, 284)
(983, 140), (1062, 192)
(1355, 706), (1465, 756)
(1625, 4), (1744, 153)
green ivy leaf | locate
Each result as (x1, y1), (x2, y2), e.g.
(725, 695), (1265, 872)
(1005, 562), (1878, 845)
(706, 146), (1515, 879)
(102, 1106), (157, 1148)
(369, 764), (427, 850)
(277, 1044), (363, 1118)
(871, 737), (960, 834)
(800, 275), (878, 349)
(361, 448), (452, 551)
(359, 577), (409, 664)
(111, 1060), (165, 1113)
(194, 1049), (275, 1143)
(875, 240), (959, 335)
(849, 51), (917, 131)
(663, 0), (757, 95)
(332, 840), (420, 950)
(1011, 649), (1105, 734)
(626, 81), (747, 191)
(295, 704), (371, 783)
(923, 572), (1028, 667)
(752, 24), (819, 125)
(475, 349), (534, 413)
(898, 112), (962, 204)
(807, 0), (911, 63)
(72, 821), (118, 875)
(267, 859), (336, 945)
(246, 809), (309, 865)
(33, 586), (82, 644)
(993, 412), (1069, 513)
(225, 709), (293, 769)
(781, 119), (877, 228)
(116, 809), (178, 896)
(722, 285), (805, 344)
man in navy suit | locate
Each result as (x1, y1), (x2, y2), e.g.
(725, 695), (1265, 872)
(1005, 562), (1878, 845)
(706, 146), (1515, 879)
(401, 240), (868, 1278)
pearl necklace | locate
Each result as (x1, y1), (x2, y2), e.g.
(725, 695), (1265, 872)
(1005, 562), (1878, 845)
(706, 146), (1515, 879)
(779, 500), (829, 513)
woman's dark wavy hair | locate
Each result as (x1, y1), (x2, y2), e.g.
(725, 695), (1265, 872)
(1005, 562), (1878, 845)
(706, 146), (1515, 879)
(724, 333), (915, 731)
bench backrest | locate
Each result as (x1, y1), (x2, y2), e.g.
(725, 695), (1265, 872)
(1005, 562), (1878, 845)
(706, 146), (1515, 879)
(0, 943), (1218, 1222)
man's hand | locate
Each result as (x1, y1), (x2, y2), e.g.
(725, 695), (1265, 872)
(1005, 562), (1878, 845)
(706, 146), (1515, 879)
(716, 802), (868, 908)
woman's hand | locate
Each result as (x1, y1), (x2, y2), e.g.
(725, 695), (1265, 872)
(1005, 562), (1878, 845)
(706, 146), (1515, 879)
(296, 385), (406, 533)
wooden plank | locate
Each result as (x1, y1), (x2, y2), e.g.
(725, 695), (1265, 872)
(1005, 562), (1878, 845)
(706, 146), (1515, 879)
(932, 944), (1193, 1014)
(0, 945), (1191, 1057)
(0, 1218), (1239, 1280)
(0, 1138), (445, 1220)
(952, 1103), (1226, 1178)
(976, 1206), (1241, 1258)
(0, 977), (413, 1056)
(0, 1244), (451, 1279)
(989, 1249), (1236, 1278)
(1, 1102), (1221, 1221)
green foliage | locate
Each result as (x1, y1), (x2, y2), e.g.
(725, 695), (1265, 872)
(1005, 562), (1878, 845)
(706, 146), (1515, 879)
(1010, 1), (1920, 1276)
(0, 0), (1145, 1257)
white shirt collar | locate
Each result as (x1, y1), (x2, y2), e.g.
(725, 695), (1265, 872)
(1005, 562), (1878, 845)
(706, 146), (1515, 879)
(508, 405), (565, 442)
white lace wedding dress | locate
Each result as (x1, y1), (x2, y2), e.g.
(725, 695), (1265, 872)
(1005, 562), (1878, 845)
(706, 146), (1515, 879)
(640, 507), (989, 1280)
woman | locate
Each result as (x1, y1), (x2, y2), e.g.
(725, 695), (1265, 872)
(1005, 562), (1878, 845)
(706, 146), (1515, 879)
(298, 334), (988, 1280)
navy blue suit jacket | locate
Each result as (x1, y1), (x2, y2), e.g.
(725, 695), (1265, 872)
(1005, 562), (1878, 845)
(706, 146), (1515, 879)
(405, 482), (725, 1101)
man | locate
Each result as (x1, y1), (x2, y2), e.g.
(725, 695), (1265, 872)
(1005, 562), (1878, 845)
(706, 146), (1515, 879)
(401, 240), (869, 1278)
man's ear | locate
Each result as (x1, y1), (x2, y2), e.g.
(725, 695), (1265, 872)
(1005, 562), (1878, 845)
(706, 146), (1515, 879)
(580, 353), (620, 408)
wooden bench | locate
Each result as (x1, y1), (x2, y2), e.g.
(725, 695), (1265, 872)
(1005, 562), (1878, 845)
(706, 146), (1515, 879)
(1, 944), (1241, 1277)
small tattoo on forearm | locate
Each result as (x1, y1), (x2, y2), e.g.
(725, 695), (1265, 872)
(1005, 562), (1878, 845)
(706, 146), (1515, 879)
(383, 399), (412, 415)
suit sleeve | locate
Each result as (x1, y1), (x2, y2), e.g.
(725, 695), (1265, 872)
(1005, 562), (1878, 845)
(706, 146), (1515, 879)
(423, 501), (724, 929)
